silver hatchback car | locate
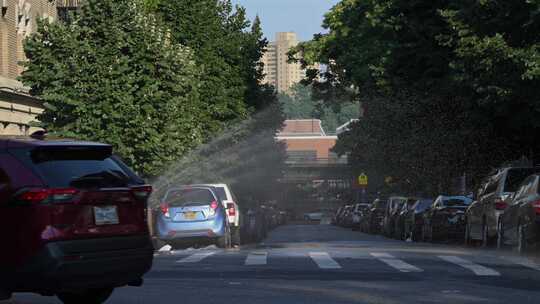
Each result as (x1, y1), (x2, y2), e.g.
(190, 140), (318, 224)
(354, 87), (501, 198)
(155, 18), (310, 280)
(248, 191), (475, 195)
(156, 186), (232, 248)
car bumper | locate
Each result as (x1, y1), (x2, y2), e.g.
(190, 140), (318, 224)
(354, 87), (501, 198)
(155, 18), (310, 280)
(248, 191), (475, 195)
(156, 218), (226, 241)
(8, 235), (153, 293)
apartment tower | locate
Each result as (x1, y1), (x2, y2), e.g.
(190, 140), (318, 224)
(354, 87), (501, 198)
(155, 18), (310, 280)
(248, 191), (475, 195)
(262, 32), (306, 94)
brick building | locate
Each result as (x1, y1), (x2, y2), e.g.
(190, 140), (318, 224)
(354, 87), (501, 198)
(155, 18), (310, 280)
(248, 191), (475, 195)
(0, 0), (78, 135)
(276, 119), (345, 163)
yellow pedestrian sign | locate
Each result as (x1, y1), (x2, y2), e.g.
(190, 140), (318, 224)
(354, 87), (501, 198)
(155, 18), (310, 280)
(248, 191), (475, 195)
(358, 173), (368, 187)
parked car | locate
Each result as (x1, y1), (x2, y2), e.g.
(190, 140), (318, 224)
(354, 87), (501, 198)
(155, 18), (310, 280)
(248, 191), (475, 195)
(422, 195), (472, 242)
(332, 206), (344, 225)
(394, 198), (420, 240)
(497, 174), (540, 253)
(192, 183), (242, 245)
(466, 167), (540, 247)
(352, 203), (371, 230)
(365, 199), (388, 234)
(382, 196), (408, 237)
(403, 198), (434, 241)
(156, 186), (232, 249)
(0, 137), (154, 304)
(340, 205), (355, 227)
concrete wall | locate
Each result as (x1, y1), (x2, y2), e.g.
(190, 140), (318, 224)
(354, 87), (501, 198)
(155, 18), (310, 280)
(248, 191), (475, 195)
(0, 87), (43, 135)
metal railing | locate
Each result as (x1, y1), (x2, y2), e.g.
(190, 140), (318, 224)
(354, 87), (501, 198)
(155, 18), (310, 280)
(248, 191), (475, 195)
(285, 157), (349, 166)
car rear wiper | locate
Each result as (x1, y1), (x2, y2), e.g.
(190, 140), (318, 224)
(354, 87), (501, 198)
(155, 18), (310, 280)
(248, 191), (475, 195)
(70, 170), (129, 188)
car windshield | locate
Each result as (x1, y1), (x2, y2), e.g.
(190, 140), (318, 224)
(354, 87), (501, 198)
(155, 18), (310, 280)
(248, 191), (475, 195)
(505, 168), (540, 192)
(164, 188), (216, 207)
(375, 200), (388, 209)
(214, 187), (228, 202)
(442, 197), (473, 207)
(415, 199), (434, 211)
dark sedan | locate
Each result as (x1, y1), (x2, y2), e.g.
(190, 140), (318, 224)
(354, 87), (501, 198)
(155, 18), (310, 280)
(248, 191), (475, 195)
(497, 174), (540, 254)
(422, 195), (472, 242)
(394, 198), (420, 240)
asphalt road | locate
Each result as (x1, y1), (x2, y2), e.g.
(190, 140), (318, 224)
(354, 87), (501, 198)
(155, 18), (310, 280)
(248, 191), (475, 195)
(6, 224), (540, 304)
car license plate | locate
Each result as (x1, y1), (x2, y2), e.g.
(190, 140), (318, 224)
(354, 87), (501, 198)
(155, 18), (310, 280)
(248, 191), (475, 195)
(183, 212), (197, 220)
(94, 206), (120, 225)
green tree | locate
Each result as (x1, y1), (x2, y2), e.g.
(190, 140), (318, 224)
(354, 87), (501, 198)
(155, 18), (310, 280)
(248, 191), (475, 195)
(294, 0), (540, 194)
(22, 0), (205, 177)
(153, 0), (251, 134)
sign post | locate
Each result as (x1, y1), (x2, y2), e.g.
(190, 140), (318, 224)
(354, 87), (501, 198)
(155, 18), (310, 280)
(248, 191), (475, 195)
(357, 173), (368, 203)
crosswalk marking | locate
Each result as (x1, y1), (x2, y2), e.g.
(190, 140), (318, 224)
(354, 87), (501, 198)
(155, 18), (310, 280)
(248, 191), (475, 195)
(438, 255), (500, 276)
(504, 256), (540, 272)
(309, 252), (342, 269)
(176, 251), (216, 263)
(245, 251), (268, 265)
(370, 252), (423, 272)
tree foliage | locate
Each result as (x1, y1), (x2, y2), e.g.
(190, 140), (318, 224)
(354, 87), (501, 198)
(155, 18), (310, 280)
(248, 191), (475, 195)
(152, 0), (252, 133)
(295, 0), (540, 194)
(22, 0), (205, 177)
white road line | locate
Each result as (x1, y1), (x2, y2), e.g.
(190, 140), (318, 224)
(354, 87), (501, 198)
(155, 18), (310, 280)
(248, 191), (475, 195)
(176, 251), (216, 263)
(245, 251), (268, 266)
(439, 255), (500, 276)
(309, 252), (342, 269)
(370, 252), (423, 272)
(504, 256), (540, 272)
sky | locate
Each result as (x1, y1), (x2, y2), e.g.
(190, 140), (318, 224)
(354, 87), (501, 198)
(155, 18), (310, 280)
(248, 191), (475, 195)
(231, 0), (340, 42)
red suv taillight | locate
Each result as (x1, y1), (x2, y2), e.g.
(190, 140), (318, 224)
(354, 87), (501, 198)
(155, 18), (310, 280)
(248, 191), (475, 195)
(227, 202), (236, 216)
(17, 188), (79, 205)
(494, 198), (508, 211)
(532, 200), (540, 215)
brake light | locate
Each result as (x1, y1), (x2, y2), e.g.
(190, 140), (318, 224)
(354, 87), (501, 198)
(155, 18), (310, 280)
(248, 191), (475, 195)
(210, 201), (219, 210)
(19, 189), (49, 203)
(18, 188), (79, 204)
(532, 200), (540, 215)
(160, 203), (170, 218)
(131, 185), (153, 200)
(494, 198), (508, 210)
(227, 202), (236, 216)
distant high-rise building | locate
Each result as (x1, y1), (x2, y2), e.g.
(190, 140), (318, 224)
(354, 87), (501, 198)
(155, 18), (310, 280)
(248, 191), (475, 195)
(261, 32), (307, 94)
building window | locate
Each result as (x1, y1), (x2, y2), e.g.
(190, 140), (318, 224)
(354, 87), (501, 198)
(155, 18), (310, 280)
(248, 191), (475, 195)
(287, 150), (317, 161)
(1, 0), (7, 17)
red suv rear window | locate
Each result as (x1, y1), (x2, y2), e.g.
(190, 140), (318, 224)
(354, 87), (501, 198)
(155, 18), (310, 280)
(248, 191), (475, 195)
(10, 146), (134, 189)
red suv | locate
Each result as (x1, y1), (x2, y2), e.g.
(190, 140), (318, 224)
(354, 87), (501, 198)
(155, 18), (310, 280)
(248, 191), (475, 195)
(0, 137), (154, 304)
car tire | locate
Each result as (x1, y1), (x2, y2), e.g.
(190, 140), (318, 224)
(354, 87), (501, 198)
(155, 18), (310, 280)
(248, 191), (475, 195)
(231, 227), (242, 246)
(481, 221), (489, 248)
(496, 220), (504, 250)
(217, 226), (232, 249)
(518, 223), (527, 255)
(411, 228), (419, 242)
(464, 219), (472, 246)
(57, 288), (114, 304)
